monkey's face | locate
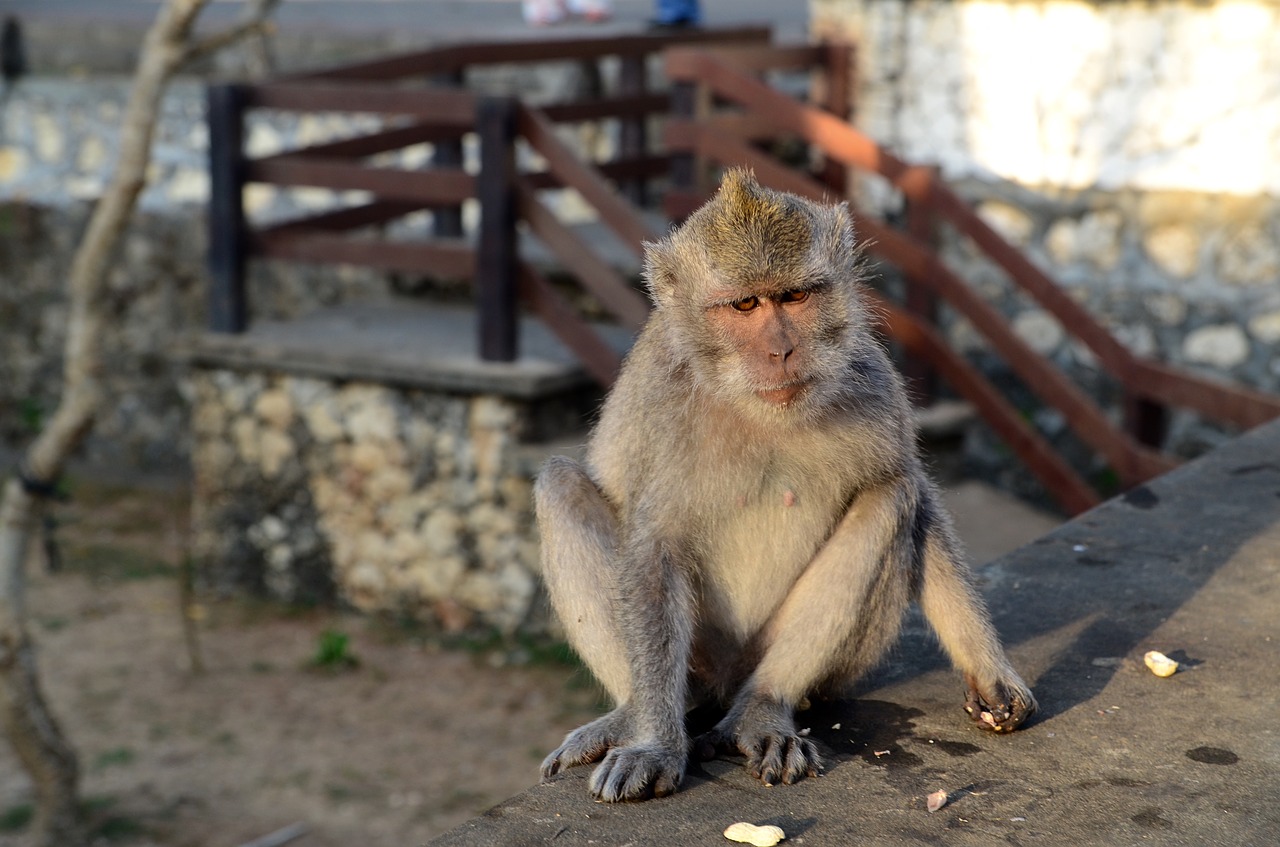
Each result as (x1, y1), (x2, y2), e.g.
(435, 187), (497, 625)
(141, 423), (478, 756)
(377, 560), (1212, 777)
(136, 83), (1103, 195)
(643, 169), (867, 419)
(701, 282), (837, 411)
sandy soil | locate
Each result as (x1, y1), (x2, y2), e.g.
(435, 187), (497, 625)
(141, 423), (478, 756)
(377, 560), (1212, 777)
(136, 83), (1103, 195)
(0, 479), (602, 847)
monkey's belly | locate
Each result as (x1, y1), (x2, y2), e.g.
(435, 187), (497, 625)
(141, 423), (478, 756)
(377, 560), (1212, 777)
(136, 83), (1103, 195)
(696, 495), (836, 648)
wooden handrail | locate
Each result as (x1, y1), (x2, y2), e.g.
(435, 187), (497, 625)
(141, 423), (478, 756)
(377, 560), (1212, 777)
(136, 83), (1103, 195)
(669, 50), (1280, 442)
(246, 82), (477, 123)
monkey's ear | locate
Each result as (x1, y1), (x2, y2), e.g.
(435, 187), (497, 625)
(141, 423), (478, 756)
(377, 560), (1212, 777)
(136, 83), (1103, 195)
(642, 239), (678, 310)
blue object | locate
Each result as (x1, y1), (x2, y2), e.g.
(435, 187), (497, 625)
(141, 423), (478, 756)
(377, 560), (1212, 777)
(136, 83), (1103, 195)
(654, 0), (700, 25)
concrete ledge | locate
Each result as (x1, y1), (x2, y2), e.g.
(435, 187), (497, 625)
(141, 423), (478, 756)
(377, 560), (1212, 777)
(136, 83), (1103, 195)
(187, 300), (634, 400)
(433, 418), (1280, 846)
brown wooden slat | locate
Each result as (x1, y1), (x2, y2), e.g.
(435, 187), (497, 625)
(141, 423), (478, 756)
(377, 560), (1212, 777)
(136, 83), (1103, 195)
(516, 180), (651, 332)
(245, 82), (477, 124)
(871, 293), (1100, 515)
(517, 104), (662, 257)
(541, 93), (670, 124)
(524, 154), (672, 191)
(246, 156), (475, 204)
(252, 232), (476, 278)
(675, 122), (1174, 486)
(667, 112), (810, 145)
(930, 187), (1135, 372)
(287, 26), (772, 82)
(1126, 360), (1280, 431)
(517, 264), (624, 388)
(665, 50), (912, 183)
(281, 122), (464, 160)
(666, 44), (827, 73)
(254, 201), (429, 239)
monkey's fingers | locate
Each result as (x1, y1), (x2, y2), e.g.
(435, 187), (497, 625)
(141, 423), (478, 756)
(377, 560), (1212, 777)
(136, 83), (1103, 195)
(748, 734), (823, 787)
(964, 676), (1038, 733)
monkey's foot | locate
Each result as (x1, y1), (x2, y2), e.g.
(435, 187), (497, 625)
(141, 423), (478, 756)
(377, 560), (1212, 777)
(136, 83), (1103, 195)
(697, 699), (824, 787)
(964, 674), (1038, 733)
(541, 706), (634, 780)
(589, 742), (687, 802)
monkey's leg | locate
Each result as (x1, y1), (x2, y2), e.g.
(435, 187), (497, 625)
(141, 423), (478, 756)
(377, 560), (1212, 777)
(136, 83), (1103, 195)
(703, 482), (917, 786)
(535, 457), (636, 778)
(916, 489), (1037, 732)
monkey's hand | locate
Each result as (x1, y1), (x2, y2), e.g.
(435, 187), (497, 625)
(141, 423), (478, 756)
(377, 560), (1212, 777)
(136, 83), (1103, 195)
(541, 705), (636, 780)
(964, 672), (1038, 733)
(588, 738), (688, 802)
(696, 696), (823, 787)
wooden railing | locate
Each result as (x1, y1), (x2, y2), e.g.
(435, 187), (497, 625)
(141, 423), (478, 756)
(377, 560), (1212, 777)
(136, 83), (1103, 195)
(664, 46), (1280, 514)
(206, 26), (773, 386)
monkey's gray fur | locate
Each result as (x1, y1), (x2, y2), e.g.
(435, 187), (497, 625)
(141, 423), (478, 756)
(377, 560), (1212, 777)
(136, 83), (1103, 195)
(536, 169), (1037, 802)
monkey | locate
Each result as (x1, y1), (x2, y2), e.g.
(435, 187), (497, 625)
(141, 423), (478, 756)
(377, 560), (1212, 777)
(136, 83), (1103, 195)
(535, 168), (1036, 803)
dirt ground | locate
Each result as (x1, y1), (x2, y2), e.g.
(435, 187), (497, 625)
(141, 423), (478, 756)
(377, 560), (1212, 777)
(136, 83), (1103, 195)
(0, 477), (604, 847)
(0, 471), (1060, 847)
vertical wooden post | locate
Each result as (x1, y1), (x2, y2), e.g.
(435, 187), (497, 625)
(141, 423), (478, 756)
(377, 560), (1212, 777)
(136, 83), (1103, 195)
(819, 41), (853, 196)
(206, 83), (248, 334)
(618, 54), (648, 206)
(901, 165), (941, 405)
(475, 96), (519, 362)
(431, 68), (466, 238)
(1123, 393), (1169, 449)
(669, 79), (697, 221)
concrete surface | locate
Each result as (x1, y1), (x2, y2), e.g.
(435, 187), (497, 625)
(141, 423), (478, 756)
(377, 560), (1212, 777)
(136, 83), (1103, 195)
(432, 418), (1280, 846)
(187, 299), (634, 398)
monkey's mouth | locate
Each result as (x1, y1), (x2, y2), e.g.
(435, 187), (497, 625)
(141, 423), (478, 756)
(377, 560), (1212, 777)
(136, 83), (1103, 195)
(756, 381), (809, 407)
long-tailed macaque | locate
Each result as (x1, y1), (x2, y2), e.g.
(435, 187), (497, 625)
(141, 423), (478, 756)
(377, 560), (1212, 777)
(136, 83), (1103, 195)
(536, 169), (1036, 802)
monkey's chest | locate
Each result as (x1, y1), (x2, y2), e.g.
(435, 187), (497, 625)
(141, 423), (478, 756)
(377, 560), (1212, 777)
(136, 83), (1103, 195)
(696, 478), (844, 643)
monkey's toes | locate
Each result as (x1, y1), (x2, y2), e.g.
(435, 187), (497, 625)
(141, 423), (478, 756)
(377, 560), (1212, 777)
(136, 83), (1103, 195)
(964, 678), (1038, 733)
(693, 728), (736, 761)
(748, 734), (823, 787)
(588, 744), (686, 802)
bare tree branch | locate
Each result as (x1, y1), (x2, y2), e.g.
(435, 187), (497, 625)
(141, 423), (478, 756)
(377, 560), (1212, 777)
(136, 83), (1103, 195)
(0, 1), (283, 844)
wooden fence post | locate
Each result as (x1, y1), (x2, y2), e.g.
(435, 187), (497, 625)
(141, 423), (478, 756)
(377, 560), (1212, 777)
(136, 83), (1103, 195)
(207, 83), (248, 333)
(669, 79), (698, 219)
(431, 68), (466, 238)
(900, 165), (941, 405)
(475, 96), (519, 362)
(819, 41), (852, 196)
(618, 54), (648, 206)
(1124, 393), (1169, 449)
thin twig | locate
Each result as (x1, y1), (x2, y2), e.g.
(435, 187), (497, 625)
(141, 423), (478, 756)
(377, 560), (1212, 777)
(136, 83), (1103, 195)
(236, 822), (309, 847)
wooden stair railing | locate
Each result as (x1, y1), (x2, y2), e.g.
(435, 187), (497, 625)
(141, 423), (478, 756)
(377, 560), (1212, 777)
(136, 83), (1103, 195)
(664, 45), (1280, 512)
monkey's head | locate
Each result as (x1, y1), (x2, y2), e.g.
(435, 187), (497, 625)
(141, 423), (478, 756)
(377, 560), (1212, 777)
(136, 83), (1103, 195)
(643, 168), (871, 418)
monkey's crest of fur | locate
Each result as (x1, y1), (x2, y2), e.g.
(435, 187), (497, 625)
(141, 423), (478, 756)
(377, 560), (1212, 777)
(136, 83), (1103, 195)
(643, 168), (861, 311)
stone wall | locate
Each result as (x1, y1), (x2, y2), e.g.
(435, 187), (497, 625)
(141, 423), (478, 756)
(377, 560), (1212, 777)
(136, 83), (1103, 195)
(812, 0), (1280, 408)
(190, 369), (560, 633)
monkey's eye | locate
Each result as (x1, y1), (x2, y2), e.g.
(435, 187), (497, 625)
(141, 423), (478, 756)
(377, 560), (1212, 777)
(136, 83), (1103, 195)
(730, 296), (760, 312)
(778, 289), (810, 304)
